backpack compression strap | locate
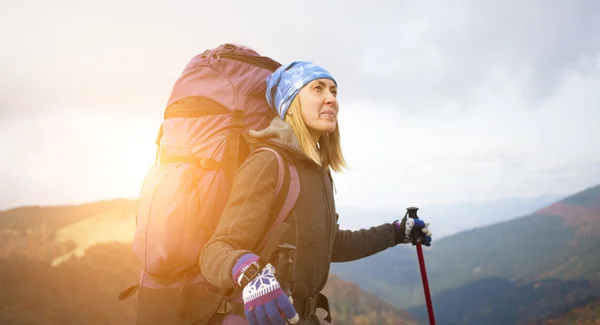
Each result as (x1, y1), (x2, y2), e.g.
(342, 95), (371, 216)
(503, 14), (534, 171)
(228, 109), (245, 180)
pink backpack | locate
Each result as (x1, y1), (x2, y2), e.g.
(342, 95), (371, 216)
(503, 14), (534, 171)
(125, 44), (300, 295)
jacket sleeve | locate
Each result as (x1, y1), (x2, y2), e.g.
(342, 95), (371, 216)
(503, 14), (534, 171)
(330, 214), (398, 262)
(199, 150), (279, 289)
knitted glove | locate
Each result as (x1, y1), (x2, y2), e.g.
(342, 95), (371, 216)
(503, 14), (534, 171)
(393, 217), (432, 247)
(231, 253), (299, 325)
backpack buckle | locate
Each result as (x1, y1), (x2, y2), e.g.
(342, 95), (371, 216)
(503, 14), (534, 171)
(303, 295), (318, 319)
(222, 43), (236, 52)
(215, 300), (233, 314)
(200, 158), (218, 170)
(232, 109), (244, 128)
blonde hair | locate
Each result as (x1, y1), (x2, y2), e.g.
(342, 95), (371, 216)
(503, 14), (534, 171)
(284, 96), (348, 173)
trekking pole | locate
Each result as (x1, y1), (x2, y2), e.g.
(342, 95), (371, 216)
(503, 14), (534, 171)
(406, 207), (436, 325)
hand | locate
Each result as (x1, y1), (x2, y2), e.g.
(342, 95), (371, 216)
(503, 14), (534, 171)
(394, 217), (432, 247)
(242, 263), (299, 325)
(232, 254), (299, 325)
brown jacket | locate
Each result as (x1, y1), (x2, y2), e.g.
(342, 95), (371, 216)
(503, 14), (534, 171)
(199, 117), (398, 300)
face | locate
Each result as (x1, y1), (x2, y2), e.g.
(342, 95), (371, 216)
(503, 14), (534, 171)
(297, 78), (339, 139)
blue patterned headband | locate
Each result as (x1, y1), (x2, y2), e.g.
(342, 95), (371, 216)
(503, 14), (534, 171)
(266, 60), (337, 119)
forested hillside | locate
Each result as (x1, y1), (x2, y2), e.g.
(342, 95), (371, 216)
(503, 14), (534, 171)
(0, 201), (418, 325)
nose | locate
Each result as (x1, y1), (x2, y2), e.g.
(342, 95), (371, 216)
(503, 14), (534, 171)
(324, 91), (337, 107)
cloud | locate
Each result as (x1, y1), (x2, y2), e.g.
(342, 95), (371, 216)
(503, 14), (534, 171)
(1, 0), (599, 209)
(331, 54), (600, 207)
(2, 0), (600, 118)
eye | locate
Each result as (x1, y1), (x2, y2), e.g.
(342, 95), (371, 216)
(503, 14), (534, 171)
(313, 85), (323, 91)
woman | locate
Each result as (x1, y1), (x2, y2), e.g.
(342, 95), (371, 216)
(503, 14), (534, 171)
(200, 61), (432, 325)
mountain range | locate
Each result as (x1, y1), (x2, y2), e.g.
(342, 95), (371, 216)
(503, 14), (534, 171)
(331, 185), (600, 324)
(1, 185), (599, 324)
(336, 194), (561, 239)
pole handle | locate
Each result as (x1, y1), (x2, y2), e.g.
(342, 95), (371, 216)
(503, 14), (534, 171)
(405, 207), (422, 245)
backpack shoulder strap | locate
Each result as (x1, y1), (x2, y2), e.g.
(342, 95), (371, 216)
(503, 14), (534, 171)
(250, 146), (300, 261)
(209, 146), (300, 310)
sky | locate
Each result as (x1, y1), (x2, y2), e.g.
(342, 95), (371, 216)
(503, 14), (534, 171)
(1, 0), (600, 211)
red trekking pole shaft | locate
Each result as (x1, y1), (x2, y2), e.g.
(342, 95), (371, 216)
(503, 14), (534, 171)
(407, 207), (436, 325)
(416, 243), (435, 325)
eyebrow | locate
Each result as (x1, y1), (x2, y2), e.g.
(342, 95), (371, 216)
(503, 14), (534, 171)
(315, 80), (337, 90)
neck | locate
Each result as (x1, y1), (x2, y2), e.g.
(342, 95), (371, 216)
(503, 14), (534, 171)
(309, 131), (321, 147)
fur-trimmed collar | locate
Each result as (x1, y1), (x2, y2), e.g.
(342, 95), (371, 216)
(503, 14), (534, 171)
(247, 117), (319, 167)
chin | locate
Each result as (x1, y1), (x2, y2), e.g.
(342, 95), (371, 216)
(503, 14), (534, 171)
(309, 121), (337, 138)
(318, 124), (337, 135)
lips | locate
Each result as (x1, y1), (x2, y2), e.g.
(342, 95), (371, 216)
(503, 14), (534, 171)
(321, 109), (336, 118)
